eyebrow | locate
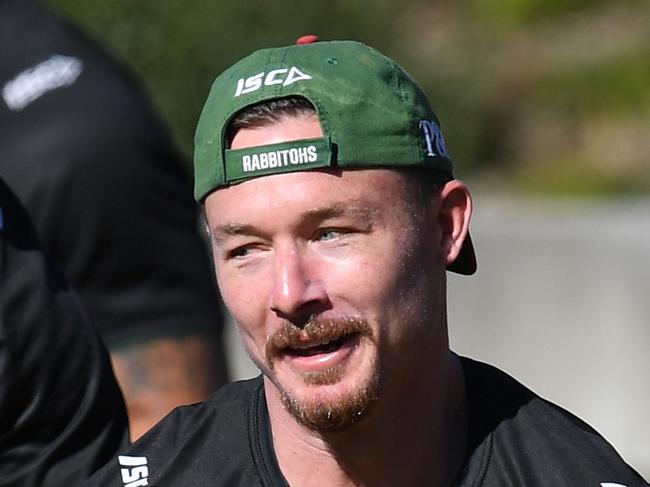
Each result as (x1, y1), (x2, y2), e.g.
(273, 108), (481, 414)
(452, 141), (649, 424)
(210, 202), (378, 245)
(303, 203), (365, 220)
(210, 223), (258, 246)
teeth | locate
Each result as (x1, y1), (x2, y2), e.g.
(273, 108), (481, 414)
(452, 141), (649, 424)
(292, 338), (333, 350)
(287, 336), (347, 356)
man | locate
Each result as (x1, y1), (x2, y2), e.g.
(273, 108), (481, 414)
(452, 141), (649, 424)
(0, 177), (129, 486)
(85, 38), (648, 486)
(0, 0), (228, 438)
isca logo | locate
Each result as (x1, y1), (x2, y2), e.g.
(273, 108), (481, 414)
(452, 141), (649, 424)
(234, 67), (312, 97)
(118, 455), (149, 486)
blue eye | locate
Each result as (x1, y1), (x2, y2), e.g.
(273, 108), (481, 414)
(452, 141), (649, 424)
(317, 229), (343, 241)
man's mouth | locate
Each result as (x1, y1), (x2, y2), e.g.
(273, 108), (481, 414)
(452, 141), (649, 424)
(284, 335), (354, 357)
(266, 316), (371, 366)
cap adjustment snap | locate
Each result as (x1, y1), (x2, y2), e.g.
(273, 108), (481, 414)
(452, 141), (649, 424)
(296, 34), (319, 45)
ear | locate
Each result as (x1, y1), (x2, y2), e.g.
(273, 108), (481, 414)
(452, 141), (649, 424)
(437, 180), (473, 267)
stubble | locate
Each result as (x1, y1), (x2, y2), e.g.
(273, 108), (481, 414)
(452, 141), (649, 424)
(265, 316), (381, 431)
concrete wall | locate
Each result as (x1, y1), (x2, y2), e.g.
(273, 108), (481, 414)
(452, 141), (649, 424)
(224, 195), (650, 479)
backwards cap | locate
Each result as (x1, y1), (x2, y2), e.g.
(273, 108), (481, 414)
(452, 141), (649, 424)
(194, 37), (476, 275)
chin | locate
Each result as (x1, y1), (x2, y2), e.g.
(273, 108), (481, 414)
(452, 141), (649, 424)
(278, 362), (382, 432)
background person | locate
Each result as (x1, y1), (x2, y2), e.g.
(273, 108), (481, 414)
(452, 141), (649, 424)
(0, 177), (129, 487)
(0, 0), (229, 439)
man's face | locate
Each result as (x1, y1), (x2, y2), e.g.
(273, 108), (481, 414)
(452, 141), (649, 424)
(204, 116), (448, 431)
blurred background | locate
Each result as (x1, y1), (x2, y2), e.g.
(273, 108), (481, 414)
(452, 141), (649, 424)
(48, 0), (650, 195)
(48, 0), (650, 477)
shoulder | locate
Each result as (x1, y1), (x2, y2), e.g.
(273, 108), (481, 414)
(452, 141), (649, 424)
(154, 376), (263, 435)
(133, 377), (262, 455)
(84, 377), (268, 487)
(459, 357), (648, 486)
(0, 1), (159, 126)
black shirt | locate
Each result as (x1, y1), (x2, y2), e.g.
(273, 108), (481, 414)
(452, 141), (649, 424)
(0, 178), (129, 486)
(0, 0), (221, 345)
(84, 356), (648, 486)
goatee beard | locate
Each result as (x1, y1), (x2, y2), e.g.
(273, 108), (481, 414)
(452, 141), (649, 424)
(265, 316), (380, 431)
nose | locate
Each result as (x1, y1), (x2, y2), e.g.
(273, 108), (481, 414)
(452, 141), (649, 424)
(270, 244), (328, 322)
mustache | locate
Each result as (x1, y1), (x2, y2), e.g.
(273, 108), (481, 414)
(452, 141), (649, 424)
(265, 316), (372, 365)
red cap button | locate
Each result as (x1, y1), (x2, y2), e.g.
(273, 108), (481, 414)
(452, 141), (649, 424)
(296, 34), (319, 45)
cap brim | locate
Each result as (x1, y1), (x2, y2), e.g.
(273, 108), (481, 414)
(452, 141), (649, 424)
(446, 232), (477, 275)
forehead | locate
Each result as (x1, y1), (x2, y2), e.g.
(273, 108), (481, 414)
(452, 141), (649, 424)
(230, 112), (323, 150)
(204, 167), (416, 231)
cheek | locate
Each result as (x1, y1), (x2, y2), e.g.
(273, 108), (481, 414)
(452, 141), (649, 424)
(215, 264), (270, 339)
(362, 237), (439, 335)
(216, 268), (274, 369)
(324, 240), (428, 319)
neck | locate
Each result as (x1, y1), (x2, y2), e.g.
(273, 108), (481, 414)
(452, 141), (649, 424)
(266, 351), (467, 487)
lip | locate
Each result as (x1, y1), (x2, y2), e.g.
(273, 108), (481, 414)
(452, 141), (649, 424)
(281, 333), (362, 373)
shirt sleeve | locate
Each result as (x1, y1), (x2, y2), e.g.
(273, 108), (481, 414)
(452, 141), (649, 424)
(20, 125), (223, 345)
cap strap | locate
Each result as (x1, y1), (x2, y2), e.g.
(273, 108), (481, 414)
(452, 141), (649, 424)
(224, 137), (334, 183)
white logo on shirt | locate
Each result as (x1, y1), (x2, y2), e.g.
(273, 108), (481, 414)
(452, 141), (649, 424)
(118, 455), (149, 487)
(2, 55), (83, 111)
(600, 483), (628, 487)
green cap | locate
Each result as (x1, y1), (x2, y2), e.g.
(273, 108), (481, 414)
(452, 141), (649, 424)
(194, 38), (476, 275)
